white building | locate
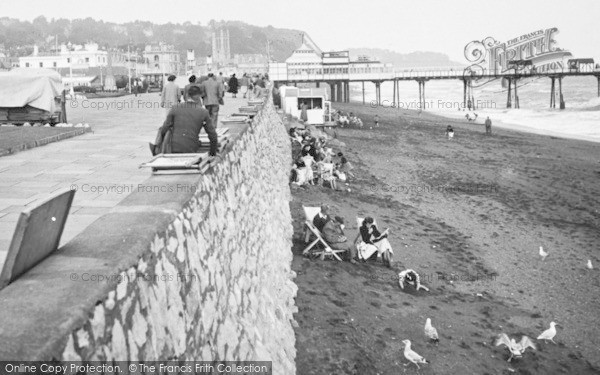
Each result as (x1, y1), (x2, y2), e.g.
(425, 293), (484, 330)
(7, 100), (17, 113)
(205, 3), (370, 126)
(19, 43), (109, 70)
(269, 40), (393, 82)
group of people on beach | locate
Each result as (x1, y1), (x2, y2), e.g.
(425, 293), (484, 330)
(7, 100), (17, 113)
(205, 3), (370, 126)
(289, 127), (354, 189)
(286, 111), (430, 292)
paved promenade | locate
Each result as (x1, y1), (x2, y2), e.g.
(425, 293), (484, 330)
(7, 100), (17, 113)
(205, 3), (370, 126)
(0, 92), (248, 267)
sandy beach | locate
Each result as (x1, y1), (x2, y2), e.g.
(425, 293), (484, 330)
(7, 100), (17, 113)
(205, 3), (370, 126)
(290, 103), (600, 374)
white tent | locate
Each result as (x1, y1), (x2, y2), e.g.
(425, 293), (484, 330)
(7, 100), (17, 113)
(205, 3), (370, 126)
(0, 68), (64, 112)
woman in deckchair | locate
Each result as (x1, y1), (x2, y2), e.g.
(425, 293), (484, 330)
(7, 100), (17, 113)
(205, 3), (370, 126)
(357, 217), (393, 268)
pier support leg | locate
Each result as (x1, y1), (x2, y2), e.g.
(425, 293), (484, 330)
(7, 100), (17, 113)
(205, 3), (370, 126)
(514, 78), (519, 109)
(422, 81), (426, 109)
(418, 81), (422, 109)
(597, 76), (600, 97)
(463, 79), (467, 108)
(550, 78), (555, 108)
(346, 81), (350, 103)
(362, 81), (365, 105)
(559, 77), (565, 109)
(393, 79), (396, 106)
(396, 80), (400, 106)
(506, 78), (512, 108)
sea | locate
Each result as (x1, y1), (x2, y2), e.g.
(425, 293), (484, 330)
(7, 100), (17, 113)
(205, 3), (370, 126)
(349, 76), (600, 143)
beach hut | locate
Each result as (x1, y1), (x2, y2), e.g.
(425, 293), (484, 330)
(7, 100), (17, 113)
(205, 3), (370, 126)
(280, 86), (330, 125)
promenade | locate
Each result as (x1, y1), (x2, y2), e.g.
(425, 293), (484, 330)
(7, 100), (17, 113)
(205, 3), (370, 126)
(0, 92), (247, 268)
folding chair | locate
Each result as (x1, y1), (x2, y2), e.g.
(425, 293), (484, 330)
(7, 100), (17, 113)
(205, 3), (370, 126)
(302, 206), (345, 261)
(316, 162), (337, 189)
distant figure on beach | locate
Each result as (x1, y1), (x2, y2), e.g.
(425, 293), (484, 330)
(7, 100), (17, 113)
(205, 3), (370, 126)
(357, 217), (393, 268)
(300, 101), (308, 122)
(485, 116), (492, 135)
(446, 125), (454, 140)
(374, 114), (380, 128)
(160, 75), (181, 114)
(398, 269), (430, 291)
(158, 85), (218, 156)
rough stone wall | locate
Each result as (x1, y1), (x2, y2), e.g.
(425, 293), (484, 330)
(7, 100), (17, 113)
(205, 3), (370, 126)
(60, 99), (297, 373)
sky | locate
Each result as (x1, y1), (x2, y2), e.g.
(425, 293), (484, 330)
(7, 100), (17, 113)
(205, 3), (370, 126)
(1, 0), (599, 62)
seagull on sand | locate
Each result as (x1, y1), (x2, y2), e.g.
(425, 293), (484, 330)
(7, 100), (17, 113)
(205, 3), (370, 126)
(537, 322), (558, 344)
(424, 318), (439, 344)
(587, 260), (594, 270)
(494, 334), (537, 362)
(539, 246), (548, 260)
(402, 340), (429, 369)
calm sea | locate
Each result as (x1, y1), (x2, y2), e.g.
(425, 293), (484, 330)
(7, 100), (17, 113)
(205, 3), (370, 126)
(349, 76), (600, 142)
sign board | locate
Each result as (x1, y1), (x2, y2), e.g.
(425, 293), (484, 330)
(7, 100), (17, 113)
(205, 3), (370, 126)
(0, 188), (75, 290)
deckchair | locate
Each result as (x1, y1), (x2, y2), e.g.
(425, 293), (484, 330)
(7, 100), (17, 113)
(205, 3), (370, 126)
(316, 162), (337, 189)
(302, 206), (345, 261)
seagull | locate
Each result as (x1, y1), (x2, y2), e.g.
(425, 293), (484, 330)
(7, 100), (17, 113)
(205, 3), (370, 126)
(537, 322), (558, 344)
(587, 260), (593, 270)
(495, 334), (537, 362)
(402, 339), (429, 369)
(539, 246), (548, 261)
(424, 318), (439, 344)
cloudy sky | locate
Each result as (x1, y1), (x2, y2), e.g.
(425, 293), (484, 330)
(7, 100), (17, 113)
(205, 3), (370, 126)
(1, 0), (599, 62)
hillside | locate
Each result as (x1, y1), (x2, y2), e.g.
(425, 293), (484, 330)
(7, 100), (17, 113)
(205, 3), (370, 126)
(349, 47), (465, 68)
(0, 16), (462, 67)
(0, 17), (302, 62)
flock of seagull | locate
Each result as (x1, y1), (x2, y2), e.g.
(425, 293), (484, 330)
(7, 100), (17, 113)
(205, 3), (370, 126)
(401, 246), (595, 370)
(402, 319), (559, 369)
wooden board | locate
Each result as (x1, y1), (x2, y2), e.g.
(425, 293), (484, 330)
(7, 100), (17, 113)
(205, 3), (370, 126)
(139, 153), (209, 170)
(0, 188), (75, 290)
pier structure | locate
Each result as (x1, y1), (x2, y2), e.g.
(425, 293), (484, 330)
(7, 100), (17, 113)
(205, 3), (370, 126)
(271, 66), (600, 110)
(269, 41), (600, 110)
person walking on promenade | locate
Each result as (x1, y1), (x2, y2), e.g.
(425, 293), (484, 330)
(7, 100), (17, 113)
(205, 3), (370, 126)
(183, 75), (202, 102)
(160, 75), (181, 115)
(228, 74), (239, 98)
(240, 73), (249, 98)
(159, 85), (218, 156)
(200, 73), (224, 127)
(485, 116), (492, 135)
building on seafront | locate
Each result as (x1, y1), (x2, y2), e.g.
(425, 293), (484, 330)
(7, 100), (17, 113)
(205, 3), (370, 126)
(268, 39), (393, 82)
(19, 43), (110, 70)
(142, 43), (181, 75)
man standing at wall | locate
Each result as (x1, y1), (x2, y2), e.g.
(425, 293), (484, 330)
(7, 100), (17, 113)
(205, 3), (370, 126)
(200, 73), (224, 127)
(161, 75), (181, 115)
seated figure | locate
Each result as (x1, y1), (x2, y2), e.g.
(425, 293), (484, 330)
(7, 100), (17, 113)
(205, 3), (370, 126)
(356, 217), (393, 267)
(312, 206), (358, 264)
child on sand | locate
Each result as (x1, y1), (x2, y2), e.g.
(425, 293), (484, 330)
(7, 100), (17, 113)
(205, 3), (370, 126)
(446, 125), (454, 140)
(374, 115), (380, 128)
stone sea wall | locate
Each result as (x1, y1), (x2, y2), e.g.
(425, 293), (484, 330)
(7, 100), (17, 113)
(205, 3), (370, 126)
(0, 96), (297, 372)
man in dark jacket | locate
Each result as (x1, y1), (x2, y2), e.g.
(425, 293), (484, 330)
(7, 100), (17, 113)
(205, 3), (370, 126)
(159, 85), (218, 156)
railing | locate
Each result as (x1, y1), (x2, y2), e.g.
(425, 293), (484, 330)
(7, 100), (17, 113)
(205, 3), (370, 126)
(269, 66), (600, 81)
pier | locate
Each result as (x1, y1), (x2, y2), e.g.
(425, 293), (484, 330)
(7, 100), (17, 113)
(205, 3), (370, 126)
(270, 68), (600, 110)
